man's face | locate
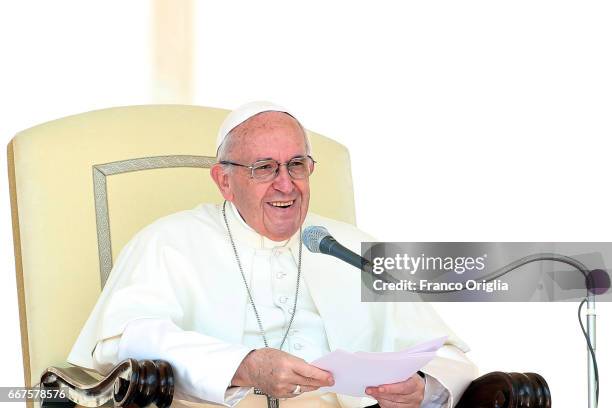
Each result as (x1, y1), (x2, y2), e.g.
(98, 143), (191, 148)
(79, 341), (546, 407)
(213, 111), (311, 241)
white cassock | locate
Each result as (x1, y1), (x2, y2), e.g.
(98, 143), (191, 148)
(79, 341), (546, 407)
(68, 203), (479, 408)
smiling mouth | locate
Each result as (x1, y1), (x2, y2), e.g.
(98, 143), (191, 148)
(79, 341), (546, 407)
(268, 200), (295, 209)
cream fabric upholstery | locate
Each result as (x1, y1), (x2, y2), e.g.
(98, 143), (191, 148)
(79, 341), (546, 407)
(8, 104), (356, 389)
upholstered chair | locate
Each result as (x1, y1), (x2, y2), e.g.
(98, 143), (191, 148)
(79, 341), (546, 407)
(8, 105), (550, 408)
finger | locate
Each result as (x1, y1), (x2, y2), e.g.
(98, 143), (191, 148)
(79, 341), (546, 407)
(282, 366), (330, 386)
(294, 375), (330, 392)
(279, 372), (330, 393)
(279, 384), (320, 399)
(365, 387), (419, 403)
(367, 375), (422, 395)
(288, 385), (319, 395)
(367, 390), (423, 406)
(366, 391), (419, 404)
(293, 364), (334, 386)
(295, 373), (335, 388)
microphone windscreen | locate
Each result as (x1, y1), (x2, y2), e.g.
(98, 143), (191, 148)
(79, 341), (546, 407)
(302, 226), (330, 253)
(587, 269), (611, 295)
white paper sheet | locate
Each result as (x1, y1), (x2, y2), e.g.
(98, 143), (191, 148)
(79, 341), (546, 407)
(310, 336), (446, 397)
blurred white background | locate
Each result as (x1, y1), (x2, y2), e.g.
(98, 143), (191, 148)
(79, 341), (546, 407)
(1, 1), (611, 406)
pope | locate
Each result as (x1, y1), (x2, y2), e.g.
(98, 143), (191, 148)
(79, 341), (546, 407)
(69, 101), (478, 408)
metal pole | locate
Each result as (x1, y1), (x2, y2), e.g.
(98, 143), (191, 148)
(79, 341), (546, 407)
(586, 295), (597, 408)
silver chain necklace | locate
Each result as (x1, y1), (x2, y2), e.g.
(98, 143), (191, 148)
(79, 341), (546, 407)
(222, 201), (302, 408)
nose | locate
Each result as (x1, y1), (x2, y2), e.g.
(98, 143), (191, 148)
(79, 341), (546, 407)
(272, 164), (294, 194)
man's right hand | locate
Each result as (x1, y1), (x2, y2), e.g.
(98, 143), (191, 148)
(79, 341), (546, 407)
(231, 348), (335, 398)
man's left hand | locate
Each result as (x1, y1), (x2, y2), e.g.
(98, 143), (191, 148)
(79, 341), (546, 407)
(365, 373), (425, 408)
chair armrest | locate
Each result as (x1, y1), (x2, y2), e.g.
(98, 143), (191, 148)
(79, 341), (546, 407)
(41, 363), (550, 408)
(456, 371), (551, 408)
(40, 359), (173, 408)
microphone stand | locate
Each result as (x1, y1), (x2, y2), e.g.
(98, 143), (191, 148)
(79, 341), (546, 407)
(368, 252), (599, 408)
(586, 293), (597, 408)
(476, 253), (598, 408)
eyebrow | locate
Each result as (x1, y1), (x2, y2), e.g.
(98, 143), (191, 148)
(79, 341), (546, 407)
(253, 154), (307, 162)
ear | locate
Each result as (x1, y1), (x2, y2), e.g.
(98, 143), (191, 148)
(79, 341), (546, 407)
(210, 163), (234, 201)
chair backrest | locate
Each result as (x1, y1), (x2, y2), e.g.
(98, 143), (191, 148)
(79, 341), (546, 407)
(8, 104), (356, 387)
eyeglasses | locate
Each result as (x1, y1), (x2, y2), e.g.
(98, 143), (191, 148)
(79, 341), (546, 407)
(219, 155), (316, 181)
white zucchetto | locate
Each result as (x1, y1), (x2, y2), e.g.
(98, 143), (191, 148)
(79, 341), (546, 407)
(216, 101), (295, 154)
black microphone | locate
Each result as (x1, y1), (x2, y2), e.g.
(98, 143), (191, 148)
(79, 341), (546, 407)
(302, 226), (371, 271)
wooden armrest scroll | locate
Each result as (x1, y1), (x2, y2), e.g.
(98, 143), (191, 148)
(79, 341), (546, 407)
(40, 359), (174, 408)
(456, 371), (551, 408)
